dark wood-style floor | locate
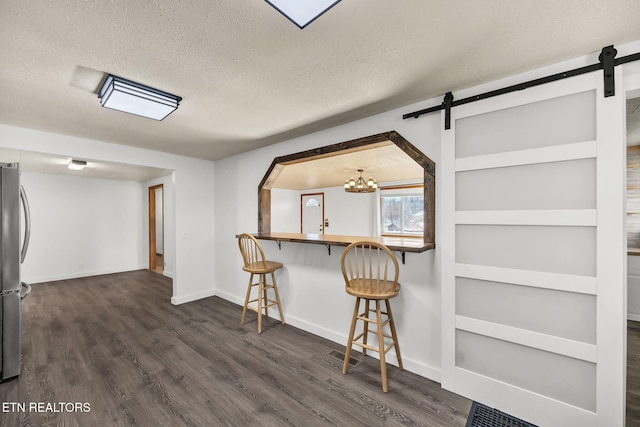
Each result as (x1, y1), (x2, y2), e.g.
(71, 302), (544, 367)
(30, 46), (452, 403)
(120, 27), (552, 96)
(3, 270), (638, 426)
(629, 321), (640, 427)
(0, 270), (472, 426)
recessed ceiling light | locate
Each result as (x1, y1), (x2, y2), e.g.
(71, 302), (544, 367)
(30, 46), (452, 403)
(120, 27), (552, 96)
(68, 159), (87, 170)
(265, 0), (341, 29)
(98, 74), (181, 121)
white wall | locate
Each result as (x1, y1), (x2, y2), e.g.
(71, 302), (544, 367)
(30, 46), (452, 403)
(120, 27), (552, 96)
(214, 100), (443, 380)
(272, 185), (376, 236)
(21, 172), (146, 283)
(0, 125), (215, 304)
(271, 188), (299, 233)
(319, 186), (375, 236)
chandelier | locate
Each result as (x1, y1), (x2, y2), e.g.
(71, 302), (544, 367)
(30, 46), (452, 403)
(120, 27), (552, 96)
(344, 169), (377, 193)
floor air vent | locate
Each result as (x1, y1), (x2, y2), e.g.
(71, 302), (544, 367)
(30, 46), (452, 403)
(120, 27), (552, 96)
(466, 402), (538, 427)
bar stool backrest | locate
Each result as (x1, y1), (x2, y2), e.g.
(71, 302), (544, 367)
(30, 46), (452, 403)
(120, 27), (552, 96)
(341, 241), (399, 295)
(238, 233), (267, 269)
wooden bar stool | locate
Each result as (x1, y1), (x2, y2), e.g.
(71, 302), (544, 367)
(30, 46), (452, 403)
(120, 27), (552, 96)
(237, 233), (285, 334)
(341, 241), (403, 392)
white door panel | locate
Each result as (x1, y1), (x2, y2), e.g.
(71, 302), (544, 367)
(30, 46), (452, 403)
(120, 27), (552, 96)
(301, 194), (323, 234)
(441, 68), (626, 426)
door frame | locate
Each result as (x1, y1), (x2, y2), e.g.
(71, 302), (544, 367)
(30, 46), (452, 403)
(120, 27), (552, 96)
(148, 184), (164, 271)
(300, 192), (324, 234)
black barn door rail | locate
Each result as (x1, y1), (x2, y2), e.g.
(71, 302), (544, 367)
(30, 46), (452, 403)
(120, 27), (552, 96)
(403, 45), (640, 129)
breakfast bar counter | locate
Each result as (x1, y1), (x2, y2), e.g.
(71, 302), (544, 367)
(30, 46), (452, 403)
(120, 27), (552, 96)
(242, 232), (434, 263)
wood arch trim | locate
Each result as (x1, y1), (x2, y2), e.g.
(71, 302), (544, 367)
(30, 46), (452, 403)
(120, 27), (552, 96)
(258, 130), (435, 245)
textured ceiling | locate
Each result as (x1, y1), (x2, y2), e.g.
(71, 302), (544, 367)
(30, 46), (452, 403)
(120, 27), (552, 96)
(1, 1), (640, 162)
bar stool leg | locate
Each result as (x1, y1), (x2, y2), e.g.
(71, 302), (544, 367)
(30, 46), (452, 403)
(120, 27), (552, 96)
(362, 299), (371, 357)
(240, 273), (254, 326)
(271, 272), (285, 324)
(263, 274), (269, 319)
(257, 274), (264, 334)
(376, 300), (388, 392)
(343, 297), (360, 374)
(385, 299), (403, 370)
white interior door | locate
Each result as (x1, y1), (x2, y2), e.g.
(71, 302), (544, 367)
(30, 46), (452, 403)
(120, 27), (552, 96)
(441, 70), (626, 426)
(301, 193), (324, 234)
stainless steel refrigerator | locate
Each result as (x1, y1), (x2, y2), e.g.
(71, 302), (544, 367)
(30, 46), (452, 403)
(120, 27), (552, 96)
(0, 163), (31, 382)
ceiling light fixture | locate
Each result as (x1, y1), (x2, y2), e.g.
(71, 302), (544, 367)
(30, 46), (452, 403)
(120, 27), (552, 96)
(98, 74), (181, 121)
(265, 0), (341, 29)
(68, 159), (87, 170)
(344, 169), (377, 193)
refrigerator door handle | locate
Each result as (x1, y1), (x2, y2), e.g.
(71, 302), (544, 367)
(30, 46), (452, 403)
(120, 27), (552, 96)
(20, 282), (31, 300)
(20, 185), (31, 263)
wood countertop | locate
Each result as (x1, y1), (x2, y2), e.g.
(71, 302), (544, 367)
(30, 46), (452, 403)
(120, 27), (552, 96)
(244, 232), (434, 253)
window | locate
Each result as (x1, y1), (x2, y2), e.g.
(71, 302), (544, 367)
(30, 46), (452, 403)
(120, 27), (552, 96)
(380, 185), (424, 237)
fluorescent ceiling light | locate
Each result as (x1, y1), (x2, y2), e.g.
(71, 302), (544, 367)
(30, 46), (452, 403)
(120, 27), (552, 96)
(265, 0), (341, 29)
(98, 74), (181, 121)
(68, 160), (87, 170)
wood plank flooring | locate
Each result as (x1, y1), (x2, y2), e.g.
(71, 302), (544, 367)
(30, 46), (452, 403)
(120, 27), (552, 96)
(3, 270), (639, 426)
(0, 270), (471, 426)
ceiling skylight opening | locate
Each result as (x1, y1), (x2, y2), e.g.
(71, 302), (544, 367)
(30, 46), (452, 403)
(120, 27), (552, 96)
(265, 0), (342, 29)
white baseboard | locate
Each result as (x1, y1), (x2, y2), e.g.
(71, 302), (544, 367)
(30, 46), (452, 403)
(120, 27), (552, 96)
(25, 265), (148, 284)
(213, 289), (243, 304)
(213, 290), (442, 383)
(163, 270), (174, 279)
(171, 288), (216, 305)
(629, 313), (640, 322)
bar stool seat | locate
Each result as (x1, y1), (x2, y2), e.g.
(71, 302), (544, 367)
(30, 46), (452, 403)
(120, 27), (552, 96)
(341, 241), (403, 393)
(345, 278), (398, 299)
(238, 233), (285, 334)
(242, 260), (283, 274)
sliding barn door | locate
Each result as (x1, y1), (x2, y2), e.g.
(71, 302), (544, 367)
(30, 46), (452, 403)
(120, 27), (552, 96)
(441, 70), (626, 426)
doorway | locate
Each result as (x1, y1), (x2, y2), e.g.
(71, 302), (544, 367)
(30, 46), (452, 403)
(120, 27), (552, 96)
(627, 95), (640, 424)
(148, 184), (164, 274)
(301, 193), (324, 234)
